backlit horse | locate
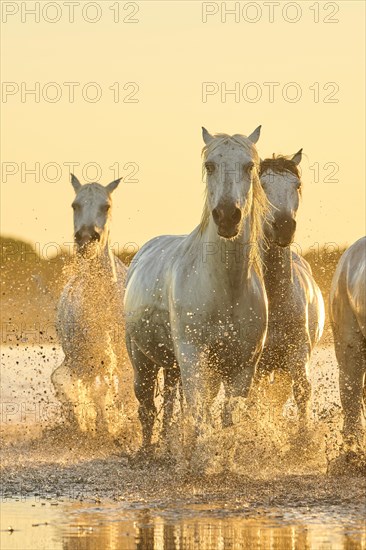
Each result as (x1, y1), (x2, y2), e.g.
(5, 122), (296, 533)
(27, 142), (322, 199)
(124, 127), (269, 448)
(257, 152), (325, 426)
(330, 236), (366, 447)
(52, 175), (127, 432)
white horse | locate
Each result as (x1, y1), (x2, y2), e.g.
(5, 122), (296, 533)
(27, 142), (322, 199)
(330, 236), (366, 447)
(124, 126), (269, 449)
(257, 152), (325, 426)
(52, 174), (127, 432)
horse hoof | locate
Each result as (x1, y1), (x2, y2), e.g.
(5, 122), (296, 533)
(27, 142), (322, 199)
(129, 445), (157, 466)
(222, 414), (234, 429)
(327, 450), (366, 476)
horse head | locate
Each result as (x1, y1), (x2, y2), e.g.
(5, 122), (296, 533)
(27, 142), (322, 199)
(260, 150), (302, 247)
(202, 126), (263, 239)
(70, 174), (121, 257)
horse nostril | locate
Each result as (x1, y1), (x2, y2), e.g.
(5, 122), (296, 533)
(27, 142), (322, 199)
(74, 228), (100, 245)
(232, 207), (241, 224)
(212, 208), (220, 224)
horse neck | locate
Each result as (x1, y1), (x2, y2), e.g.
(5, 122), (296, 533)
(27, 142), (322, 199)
(202, 213), (254, 287)
(263, 241), (293, 298)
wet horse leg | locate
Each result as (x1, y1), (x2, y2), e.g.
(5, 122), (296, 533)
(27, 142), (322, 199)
(335, 329), (366, 448)
(161, 364), (180, 440)
(88, 374), (111, 435)
(126, 338), (159, 449)
(222, 361), (257, 427)
(289, 347), (312, 427)
(178, 346), (221, 446)
(51, 359), (80, 427)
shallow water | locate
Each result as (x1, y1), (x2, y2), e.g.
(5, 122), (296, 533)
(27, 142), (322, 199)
(1, 496), (365, 550)
(1, 344), (365, 549)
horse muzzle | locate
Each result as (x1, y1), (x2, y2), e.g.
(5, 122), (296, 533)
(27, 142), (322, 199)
(212, 204), (242, 239)
(272, 215), (296, 247)
(75, 227), (101, 253)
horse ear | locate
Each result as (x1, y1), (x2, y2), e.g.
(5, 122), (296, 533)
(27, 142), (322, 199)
(71, 173), (82, 193)
(292, 149), (303, 165)
(247, 125), (261, 144)
(202, 127), (214, 145)
(105, 178), (122, 194)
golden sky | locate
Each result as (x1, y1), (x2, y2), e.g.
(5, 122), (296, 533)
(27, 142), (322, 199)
(1, 1), (365, 256)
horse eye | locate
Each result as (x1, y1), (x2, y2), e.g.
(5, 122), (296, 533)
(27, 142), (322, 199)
(103, 204), (110, 212)
(205, 162), (215, 175)
(244, 162), (254, 173)
(71, 203), (78, 210)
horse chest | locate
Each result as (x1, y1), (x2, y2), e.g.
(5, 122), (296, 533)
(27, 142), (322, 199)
(58, 276), (124, 343)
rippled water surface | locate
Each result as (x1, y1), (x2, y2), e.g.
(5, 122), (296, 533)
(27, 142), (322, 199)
(1, 497), (365, 550)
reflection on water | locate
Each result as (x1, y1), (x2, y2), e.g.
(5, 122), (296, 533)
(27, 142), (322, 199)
(1, 500), (365, 550)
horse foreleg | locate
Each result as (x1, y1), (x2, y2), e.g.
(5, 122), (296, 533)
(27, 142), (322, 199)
(113, 361), (125, 414)
(335, 336), (366, 448)
(127, 339), (159, 450)
(161, 364), (180, 440)
(178, 348), (218, 446)
(51, 360), (79, 428)
(87, 374), (111, 435)
(289, 350), (312, 427)
(332, 295), (366, 449)
(222, 362), (256, 427)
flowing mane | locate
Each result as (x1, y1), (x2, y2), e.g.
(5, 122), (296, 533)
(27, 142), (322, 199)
(199, 133), (269, 274)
